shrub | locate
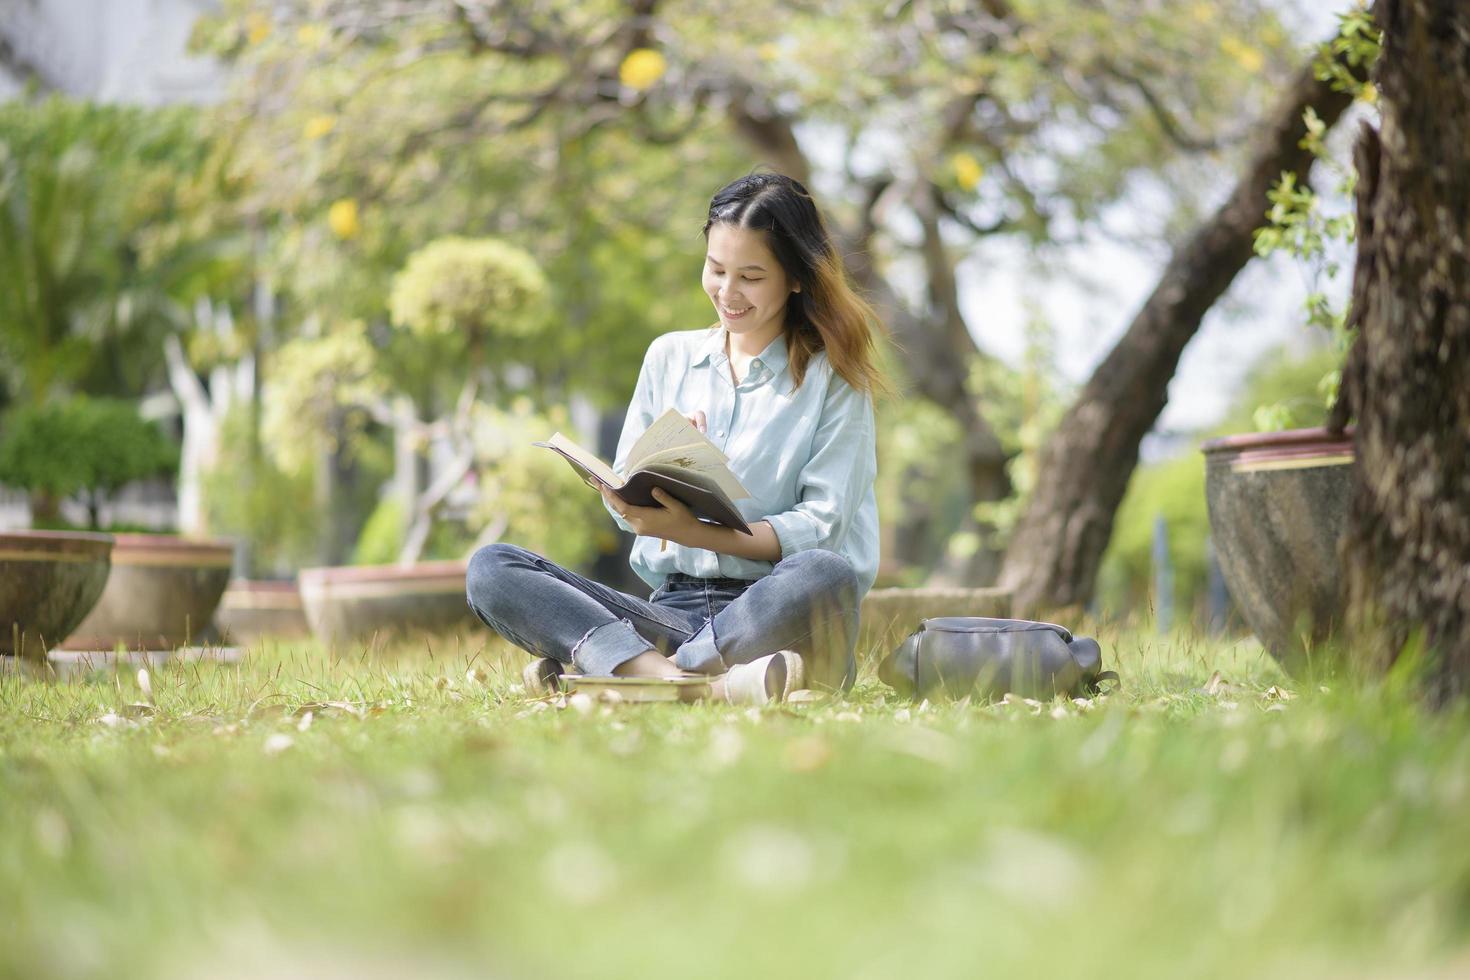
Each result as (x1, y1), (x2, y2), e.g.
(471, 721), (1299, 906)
(0, 398), (178, 528)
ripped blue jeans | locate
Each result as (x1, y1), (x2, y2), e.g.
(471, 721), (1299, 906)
(465, 543), (860, 691)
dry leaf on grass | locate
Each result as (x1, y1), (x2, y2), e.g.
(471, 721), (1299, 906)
(1198, 671), (1242, 697)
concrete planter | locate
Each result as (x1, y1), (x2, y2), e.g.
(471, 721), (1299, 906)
(60, 533), (235, 652)
(0, 530), (114, 660)
(214, 579), (310, 644)
(1202, 426), (1355, 671)
(298, 560), (474, 647)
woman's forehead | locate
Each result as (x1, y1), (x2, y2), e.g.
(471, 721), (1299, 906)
(705, 224), (776, 266)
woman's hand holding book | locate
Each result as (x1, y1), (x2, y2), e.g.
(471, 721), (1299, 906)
(599, 485), (700, 551)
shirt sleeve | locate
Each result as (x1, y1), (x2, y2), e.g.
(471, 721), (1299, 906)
(602, 338), (664, 534)
(763, 367), (877, 559)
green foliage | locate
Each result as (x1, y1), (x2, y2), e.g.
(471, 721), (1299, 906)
(1221, 345), (1342, 435)
(966, 320), (1071, 547)
(1251, 6), (1381, 424)
(1094, 454), (1210, 617)
(261, 321), (386, 474)
(874, 396), (969, 580)
(350, 496), (407, 567)
(0, 97), (229, 405)
(353, 496), (477, 566)
(201, 406), (320, 577)
(0, 399), (178, 524)
(388, 236), (548, 349)
(1313, 4), (1382, 99)
(468, 401), (613, 571)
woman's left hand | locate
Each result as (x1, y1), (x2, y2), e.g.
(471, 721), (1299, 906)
(601, 486), (701, 545)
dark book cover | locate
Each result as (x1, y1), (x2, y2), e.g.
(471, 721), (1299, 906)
(534, 443), (754, 536)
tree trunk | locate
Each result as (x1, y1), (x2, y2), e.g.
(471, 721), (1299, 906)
(998, 50), (1360, 615)
(1335, 0), (1470, 703)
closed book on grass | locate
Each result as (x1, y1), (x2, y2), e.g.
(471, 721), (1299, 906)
(534, 408), (754, 535)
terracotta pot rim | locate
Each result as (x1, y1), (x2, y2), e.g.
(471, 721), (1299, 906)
(225, 578), (299, 593)
(110, 532), (236, 554)
(299, 560), (469, 586)
(1202, 425), (1355, 462)
(0, 529), (115, 558)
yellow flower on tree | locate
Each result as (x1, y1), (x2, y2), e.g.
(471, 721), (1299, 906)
(950, 152), (984, 192)
(296, 23), (328, 47)
(302, 115), (336, 141)
(1219, 35), (1264, 73)
(245, 12), (271, 45)
(328, 198), (360, 240)
(619, 48), (667, 91)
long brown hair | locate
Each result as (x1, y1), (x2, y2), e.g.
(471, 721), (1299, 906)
(702, 173), (894, 399)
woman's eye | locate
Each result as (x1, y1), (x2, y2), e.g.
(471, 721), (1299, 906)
(742, 277), (762, 282)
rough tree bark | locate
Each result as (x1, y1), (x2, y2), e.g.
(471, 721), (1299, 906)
(998, 48), (1361, 615)
(1333, 0), (1470, 703)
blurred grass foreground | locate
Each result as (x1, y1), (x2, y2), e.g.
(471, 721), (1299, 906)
(3, 626), (1469, 980)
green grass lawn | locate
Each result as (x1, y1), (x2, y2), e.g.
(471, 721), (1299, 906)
(3, 624), (1468, 980)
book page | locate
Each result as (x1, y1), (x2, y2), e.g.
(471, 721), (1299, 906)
(642, 461), (751, 501)
(628, 408), (729, 469)
(541, 432), (622, 487)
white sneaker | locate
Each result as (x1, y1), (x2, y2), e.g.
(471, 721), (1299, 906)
(521, 657), (576, 694)
(722, 651), (804, 705)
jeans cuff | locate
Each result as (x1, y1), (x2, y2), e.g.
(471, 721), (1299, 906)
(673, 619), (725, 675)
(571, 619), (652, 677)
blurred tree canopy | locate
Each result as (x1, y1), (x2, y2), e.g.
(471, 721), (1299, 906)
(182, 0), (1313, 586)
(0, 98), (240, 407)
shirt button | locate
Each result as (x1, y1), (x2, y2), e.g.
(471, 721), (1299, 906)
(717, 430), (725, 437)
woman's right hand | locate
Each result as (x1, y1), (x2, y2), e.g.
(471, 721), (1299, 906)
(685, 410), (707, 435)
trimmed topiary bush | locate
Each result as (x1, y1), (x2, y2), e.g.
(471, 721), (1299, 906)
(0, 398), (178, 528)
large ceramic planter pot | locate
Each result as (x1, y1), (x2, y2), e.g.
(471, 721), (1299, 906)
(214, 579), (310, 644)
(61, 533), (235, 652)
(0, 531), (114, 660)
(298, 561), (474, 647)
(1201, 426), (1354, 671)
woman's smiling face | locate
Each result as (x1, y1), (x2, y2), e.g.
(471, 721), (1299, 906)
(702, 223), (799, 345)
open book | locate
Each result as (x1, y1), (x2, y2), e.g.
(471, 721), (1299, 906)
(534, 408), (754, 535)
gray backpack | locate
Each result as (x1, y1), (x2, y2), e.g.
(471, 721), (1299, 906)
(878, 617), (1117, 701)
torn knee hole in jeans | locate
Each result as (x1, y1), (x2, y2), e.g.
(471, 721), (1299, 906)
(570, 618), (634, 662)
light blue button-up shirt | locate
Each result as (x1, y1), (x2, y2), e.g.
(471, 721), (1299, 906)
(603, 324), (879, 597)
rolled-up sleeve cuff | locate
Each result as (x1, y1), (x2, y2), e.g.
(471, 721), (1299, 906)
(766, 511), (821, 560)
(602, 496), (635, 534)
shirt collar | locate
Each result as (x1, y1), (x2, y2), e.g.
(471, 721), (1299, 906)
(690, 325), (791, 378)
